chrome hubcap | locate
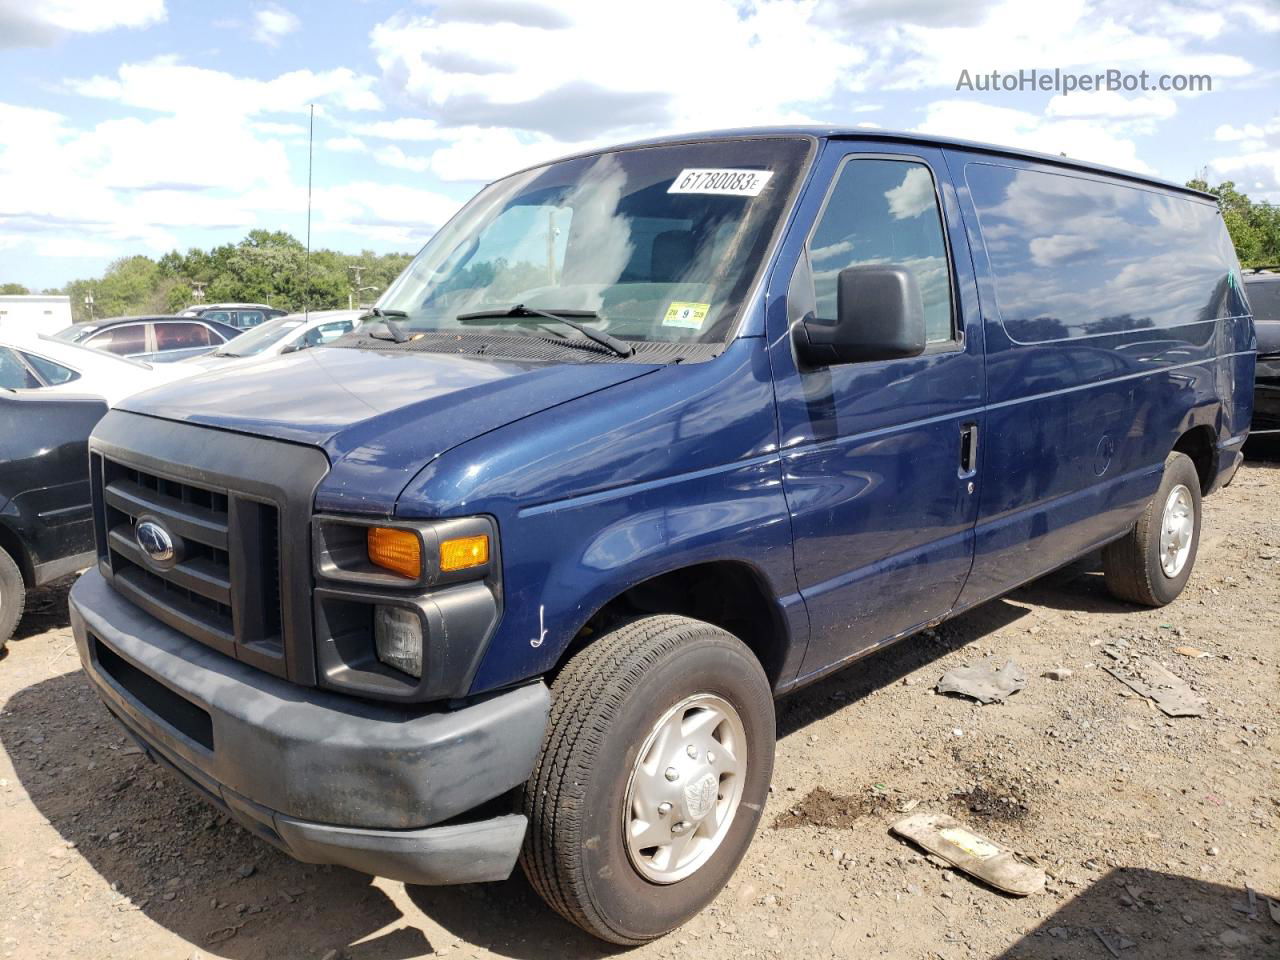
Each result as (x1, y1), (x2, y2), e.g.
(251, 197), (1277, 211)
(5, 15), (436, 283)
(623, 693), (746, 884)
(1159, 483), (1194, 578)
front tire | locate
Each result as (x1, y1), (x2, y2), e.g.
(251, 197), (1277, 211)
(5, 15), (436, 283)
(1103, 451), (1202, 607)
(0, 546), (25, 654)
(520, 615), (774, 945)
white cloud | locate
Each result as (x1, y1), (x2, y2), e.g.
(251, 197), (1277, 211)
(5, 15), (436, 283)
(65, 56), (384, 118)
(863, 0), (1257, 93)
(1045, 92), (1176, 121)
(252, 120), (308, 136)
(1208, 116), (1280, 201)
(325, 136), (365, 153)
(914, 100), (1156, 173)
(252, 4), (299, 46)
(370, 0), (858, 142)
(351, 118), (449, 142)
(0, 0), (165, 48)
(1214, 119), (1280, 142)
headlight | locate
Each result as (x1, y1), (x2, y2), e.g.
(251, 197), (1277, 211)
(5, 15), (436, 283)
(313, 515), (495, 588)
(311, 514), (501, 702)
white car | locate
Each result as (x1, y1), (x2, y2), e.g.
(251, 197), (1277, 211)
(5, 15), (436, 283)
(0, 331), (194, 406)
(181, 309), (364, 369)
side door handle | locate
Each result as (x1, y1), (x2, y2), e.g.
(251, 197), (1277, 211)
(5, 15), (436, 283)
(959, 422), (978, 480)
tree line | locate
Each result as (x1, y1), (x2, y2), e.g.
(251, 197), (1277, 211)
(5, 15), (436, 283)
(1185, 179), (1280, 269)
(2, 230), (414, 324)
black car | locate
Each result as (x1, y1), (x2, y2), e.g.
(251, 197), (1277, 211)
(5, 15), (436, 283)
(0, 390), (106, 651)
(1244, 271), (1280, 436)
(178, 303), (287, 330)
(52, 315), (242, 363)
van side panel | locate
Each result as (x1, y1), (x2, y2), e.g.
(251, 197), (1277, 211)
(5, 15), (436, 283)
(945, 149), (1250, 606)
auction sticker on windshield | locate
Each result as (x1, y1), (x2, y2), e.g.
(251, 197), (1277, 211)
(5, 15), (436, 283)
(662, 302), (711, 329)
(668, 169), (773, 196)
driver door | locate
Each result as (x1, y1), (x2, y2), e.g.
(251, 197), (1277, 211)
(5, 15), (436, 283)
(766, 141), (986, 682)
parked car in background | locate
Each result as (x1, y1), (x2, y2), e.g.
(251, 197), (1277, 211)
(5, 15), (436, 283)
(1, 331), (195, 652)
(52, 315), (240, 363)
(68, 128), (1252, 943)
(1244, 270), (1279, 437)
(1, 331), (193, 405)
(178, 303), (286, 330)
(1, 390), (108, 653)
(182, 310), (364, 370)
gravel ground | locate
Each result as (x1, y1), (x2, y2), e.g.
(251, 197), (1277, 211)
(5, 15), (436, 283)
(1, 459), (1277, 960)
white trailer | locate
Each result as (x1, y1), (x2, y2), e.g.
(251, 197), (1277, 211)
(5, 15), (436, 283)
(0, 295), (73, 337)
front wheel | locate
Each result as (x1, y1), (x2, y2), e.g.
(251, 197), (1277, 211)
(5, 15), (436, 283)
(520, 615), (774, 944)
(0, 546), (25, 654)
(1103, 451), (1202, 606)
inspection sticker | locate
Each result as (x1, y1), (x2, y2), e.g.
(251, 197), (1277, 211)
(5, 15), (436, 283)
(662, 301), (711, 329)
(668, 168), (773, 197)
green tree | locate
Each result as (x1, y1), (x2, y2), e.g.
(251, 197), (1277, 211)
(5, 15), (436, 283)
(56, 231), (416, 320)
(0, 282), (30, 294)
(1188, 178), (1280, 268)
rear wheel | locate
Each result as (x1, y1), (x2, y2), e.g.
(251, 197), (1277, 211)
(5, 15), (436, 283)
(1103, 451), (1202, 606)
(0, 547), (25, 654)
(520, 615), (774, 944)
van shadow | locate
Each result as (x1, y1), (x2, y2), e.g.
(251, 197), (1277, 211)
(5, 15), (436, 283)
(994, 867), (1275, 958)
(3, 560), (1155, 960)
(1003, 552), (1141, 615)
(11, 574), (77, 643)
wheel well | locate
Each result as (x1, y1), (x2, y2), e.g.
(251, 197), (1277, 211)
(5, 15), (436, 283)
(567, 562), (790, 687)
(1173, 426), (1216, 494)
(0, 521), (32, 586)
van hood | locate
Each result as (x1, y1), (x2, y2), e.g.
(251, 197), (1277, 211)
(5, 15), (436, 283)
(117, 346), (660, 513)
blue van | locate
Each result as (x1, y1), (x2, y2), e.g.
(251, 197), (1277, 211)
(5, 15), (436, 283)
(69, 128), (1254, 943)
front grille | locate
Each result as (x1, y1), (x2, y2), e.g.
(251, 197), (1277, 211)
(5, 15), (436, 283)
(94, 455), (286, 673)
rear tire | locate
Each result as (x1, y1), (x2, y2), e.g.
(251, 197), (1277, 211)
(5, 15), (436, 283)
(1103, 451), (1202, 607)
(0, 547), (25, 654)
(520, 615), (774, 945)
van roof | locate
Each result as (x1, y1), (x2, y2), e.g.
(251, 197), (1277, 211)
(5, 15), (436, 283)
(541, 126), (1216, 203)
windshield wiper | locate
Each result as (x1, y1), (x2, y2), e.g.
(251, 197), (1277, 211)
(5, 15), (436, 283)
(457, 304), (633, 358)
(362, 306), (411, 343)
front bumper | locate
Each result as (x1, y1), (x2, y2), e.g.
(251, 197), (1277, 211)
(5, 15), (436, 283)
(70, 569), (549, 885)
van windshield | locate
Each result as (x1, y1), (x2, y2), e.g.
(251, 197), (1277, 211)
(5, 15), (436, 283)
(378, 138), (810, 346)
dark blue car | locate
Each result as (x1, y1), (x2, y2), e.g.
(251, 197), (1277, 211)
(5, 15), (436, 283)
(68, 128), (1254, 943)
(1243, 271), (1279, 436)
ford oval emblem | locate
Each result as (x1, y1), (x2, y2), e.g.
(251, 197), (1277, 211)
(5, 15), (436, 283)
(135, 520), (175, 564)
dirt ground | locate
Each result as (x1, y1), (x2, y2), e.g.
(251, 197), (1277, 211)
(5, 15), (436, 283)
(2, 459), (1278, 960)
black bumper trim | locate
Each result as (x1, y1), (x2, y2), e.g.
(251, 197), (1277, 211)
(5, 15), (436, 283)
(107, 700), (528, 885)
(70, 568), (550, 833)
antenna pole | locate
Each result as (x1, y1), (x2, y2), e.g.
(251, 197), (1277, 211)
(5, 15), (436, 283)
(305, 103), (314, 318)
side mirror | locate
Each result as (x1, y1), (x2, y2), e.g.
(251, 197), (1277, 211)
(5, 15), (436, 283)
(796, 265), (927, 366)
(280, 342), (303, 354)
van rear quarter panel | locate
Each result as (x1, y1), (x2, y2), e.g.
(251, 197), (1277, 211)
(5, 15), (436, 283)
(944, 148), (1251, 605)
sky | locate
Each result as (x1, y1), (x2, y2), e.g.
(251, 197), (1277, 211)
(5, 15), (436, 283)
(0, 0), (1277, 291)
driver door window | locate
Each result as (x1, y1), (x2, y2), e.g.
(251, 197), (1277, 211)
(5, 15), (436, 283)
(809, 158), (955, 344)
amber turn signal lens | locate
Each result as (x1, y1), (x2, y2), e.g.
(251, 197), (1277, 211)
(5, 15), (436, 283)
(367, 527), (421, 579)
(440, 534), (489, 572)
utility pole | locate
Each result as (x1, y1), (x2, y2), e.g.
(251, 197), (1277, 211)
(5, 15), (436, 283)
(82, 293), (94, 322)
(347, 264), (365, 310)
